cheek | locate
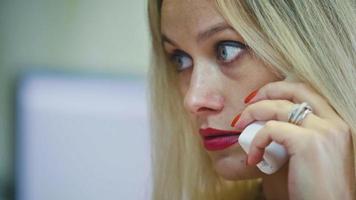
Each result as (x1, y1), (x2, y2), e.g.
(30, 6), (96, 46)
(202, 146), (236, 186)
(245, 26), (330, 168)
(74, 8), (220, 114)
(245, 56), (282, 82)
(225, 55), (281, 87)
(178, 71), (191, 95)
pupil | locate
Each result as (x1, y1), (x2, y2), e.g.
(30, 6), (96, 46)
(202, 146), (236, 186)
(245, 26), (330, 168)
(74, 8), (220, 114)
(222, 48), (227, 58)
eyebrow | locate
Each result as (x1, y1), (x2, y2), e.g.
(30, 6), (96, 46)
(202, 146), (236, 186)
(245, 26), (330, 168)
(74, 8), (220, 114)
(162, 22), (234, 46)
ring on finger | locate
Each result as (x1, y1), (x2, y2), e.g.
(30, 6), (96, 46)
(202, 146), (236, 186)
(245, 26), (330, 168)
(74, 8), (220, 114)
(288, 102), (313, 126)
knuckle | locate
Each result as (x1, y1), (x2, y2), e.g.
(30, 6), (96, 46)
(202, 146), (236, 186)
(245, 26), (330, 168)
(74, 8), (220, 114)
(321, 124), (349, 147)
(323, 121), (347, 135)
(242, 105), (255, 120)
(246, 100), (265, 112)
(336, 120), (351, 134)
(263, 82), (275, 94)
(327, 126), (340, 135)
(265, 120), (278, 129)
(317, 121), (350, 146)
(296, 82), (308, 91)
(318, 123), (338, 136)
(297, 130), (319, 151)
(276, 99), (292, 108)
(296, 82), (316, 95)
(263, 82), (274, 90)
(244, 104), (254, 113)
(258, 99), (272, 108)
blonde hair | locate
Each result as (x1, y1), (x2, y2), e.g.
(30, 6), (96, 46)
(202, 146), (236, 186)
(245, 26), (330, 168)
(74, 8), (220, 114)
(147, 0), (356, 199)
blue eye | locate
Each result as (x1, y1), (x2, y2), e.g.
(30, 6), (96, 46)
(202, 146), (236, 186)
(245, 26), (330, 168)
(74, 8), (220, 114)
(170, 51), (193, 72)
(217, 41), (246, 63)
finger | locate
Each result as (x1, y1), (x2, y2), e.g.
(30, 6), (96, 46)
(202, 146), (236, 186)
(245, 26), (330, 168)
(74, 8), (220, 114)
(247, 120), (314, 165)
(233, 99), (319, 131)
(245, 81), (338, 120)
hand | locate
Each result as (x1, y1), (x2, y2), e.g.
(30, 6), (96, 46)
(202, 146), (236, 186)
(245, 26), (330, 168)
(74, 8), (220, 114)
(232, 80), (354, 200)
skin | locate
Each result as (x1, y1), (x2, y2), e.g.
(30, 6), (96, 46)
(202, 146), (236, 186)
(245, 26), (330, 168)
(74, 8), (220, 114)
(160, 0), (354, 199)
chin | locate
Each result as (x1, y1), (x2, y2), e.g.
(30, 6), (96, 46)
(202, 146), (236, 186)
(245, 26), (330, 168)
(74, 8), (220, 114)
(209, 148), (262, 180)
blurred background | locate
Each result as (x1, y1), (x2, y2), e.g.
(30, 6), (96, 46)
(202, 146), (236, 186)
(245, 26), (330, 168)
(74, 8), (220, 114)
(0, 0), (151, 199)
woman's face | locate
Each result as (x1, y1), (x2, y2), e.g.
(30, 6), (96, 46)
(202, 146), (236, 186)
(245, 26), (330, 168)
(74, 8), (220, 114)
(161, 0), (282, 180)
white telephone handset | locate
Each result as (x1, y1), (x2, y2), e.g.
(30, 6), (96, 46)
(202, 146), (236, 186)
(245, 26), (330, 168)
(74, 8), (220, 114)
(239, 121), (288, 174)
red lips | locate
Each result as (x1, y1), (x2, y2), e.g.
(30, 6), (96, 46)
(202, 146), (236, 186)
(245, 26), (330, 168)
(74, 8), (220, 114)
(199, 128), (241, 151)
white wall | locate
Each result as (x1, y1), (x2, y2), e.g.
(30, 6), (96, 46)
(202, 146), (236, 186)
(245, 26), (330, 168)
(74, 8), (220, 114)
(0, 0), (150, 72)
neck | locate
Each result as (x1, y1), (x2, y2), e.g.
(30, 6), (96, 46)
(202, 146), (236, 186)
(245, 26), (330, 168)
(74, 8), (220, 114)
(262, 164), (289, 200)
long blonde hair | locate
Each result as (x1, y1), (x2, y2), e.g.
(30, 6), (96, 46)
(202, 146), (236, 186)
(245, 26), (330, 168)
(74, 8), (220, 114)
(147, 0), (356, 199)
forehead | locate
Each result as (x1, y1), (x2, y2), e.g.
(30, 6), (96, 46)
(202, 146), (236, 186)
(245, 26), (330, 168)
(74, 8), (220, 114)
(161, 0), (225, 37)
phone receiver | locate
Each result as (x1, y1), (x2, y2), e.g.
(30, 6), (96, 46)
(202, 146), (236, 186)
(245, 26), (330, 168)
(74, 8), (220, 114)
(238, 121), (288, 174)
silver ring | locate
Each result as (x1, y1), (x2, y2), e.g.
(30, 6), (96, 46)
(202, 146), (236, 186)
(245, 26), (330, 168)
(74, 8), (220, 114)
(288, 102), (313, 125)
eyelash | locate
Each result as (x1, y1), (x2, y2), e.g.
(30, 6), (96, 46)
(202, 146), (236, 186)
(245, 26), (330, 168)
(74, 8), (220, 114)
(216, 41), (247, 65)
(169, 40), (247, 72)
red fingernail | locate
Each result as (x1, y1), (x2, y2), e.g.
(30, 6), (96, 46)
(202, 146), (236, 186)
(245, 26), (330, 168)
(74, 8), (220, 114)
(230, 114), (241, 127)
(244, 89), (258, 104)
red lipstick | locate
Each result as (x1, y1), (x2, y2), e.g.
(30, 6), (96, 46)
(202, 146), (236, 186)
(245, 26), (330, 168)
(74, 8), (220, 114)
(199, 128), (241, 151)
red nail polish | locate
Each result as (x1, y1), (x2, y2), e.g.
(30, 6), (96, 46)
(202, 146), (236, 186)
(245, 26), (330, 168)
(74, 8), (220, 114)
(244, 89), (258, 104)
(230, 114), (241, 127)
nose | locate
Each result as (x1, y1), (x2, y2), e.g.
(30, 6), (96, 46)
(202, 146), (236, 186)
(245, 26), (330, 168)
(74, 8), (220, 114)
(183, 62), (224, 116)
